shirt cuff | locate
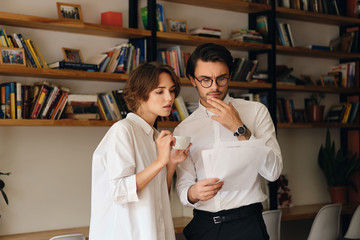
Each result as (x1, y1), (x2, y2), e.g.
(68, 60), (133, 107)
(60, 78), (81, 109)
(182, 185), (200, 208)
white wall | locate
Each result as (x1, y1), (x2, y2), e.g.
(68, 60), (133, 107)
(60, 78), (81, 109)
(0, 0), (341, 235)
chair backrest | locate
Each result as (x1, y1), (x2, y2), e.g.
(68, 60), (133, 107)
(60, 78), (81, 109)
(307, 204), (342, 240)
(344, 204), (360, 239)
(262, 209), (282, 240)
(49, 234), (86, 240)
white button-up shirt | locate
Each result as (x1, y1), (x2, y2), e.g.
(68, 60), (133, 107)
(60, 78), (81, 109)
(89, 113), (175, 240)
(174, 95), (282, 212)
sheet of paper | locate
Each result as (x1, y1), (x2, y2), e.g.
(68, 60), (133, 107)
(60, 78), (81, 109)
(202, 139), (271, 191)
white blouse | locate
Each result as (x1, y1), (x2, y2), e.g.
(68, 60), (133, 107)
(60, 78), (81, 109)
(174, 95), (283, 212)
(89, 113), (175, 240)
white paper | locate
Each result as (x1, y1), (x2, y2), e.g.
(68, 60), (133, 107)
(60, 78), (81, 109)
(202, 139), (271, 191)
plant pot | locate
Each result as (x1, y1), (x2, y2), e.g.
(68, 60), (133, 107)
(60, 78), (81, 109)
(308, 105), (324, 122)
(328, 186), (348, 204)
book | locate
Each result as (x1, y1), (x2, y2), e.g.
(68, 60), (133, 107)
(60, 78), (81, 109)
(256, 15), (268, 42)
(0, 84), (5, 118)
(25, 38), (42, 68)
(40, 85), (60, 119)
(16, 82), (22, 119)
(31, 40), (48, 68)
(325, 103), (346, 122)
(17, 33), (37, 68)
(112, 89), (130, 118)
(21, 85), (32, 119)
(348, 102), (359, 123)
(48, 61), (99, 71)
(189, 27), (222, 37)
(3, 82), (16, 119)
(49, 87), (70, 120)
(174, 96), (189, 121)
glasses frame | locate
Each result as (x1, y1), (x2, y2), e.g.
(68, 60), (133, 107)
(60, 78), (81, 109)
(193, 75), (230, 88)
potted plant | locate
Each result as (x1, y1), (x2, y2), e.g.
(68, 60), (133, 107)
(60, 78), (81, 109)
(0, 172), (10, 205)
(308, 93), (325, 122)
(318, 129), (360, 203)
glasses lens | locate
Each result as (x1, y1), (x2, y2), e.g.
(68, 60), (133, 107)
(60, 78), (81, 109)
(216, 77), (228, 86)
(200, 79), (212, 88)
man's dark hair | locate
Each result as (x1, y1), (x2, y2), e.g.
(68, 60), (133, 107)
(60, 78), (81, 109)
(186, 43), (234, 79)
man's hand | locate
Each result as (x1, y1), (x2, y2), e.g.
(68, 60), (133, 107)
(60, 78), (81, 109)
(188, 178), (224, 204)
(206, 98), (242, 133)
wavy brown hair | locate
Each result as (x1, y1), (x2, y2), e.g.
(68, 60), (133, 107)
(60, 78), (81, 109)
(123, 62), (181, 112)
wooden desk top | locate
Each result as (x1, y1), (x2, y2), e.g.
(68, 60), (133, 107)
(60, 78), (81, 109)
(0, 204), (357, 240)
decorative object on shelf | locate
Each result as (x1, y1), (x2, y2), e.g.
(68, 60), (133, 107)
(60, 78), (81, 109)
(166, 18), (188, 33)
(56, 2), (83, 22)
(0, 171), (10, 205)
(0, 47), (26, 66)
(62, 48), (83, 63)
(101, 11), (122, 27)
(307, 93), (325, 123)
(318, 129), (360, 204)
(140, 4), (166, 32)
(277, 174), (292, 208)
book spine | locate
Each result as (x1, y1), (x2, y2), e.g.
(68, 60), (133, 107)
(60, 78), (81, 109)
(56, 93), (69, 119)
(16, 82), (22, 119)
(25, 39), (41, 68)
(97, 96), (107, 120)
(0, 84), (6, 119)
(17, 34), (37, 68)
(30, 87), (48, 119)
(98, 93), (112, 120)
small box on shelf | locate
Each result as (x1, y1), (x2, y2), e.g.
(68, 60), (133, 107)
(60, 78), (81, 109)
(101, 11), (123, 27)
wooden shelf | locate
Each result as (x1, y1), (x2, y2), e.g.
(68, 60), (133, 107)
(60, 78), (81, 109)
(276, 7), (360, 26)
(0, 66), (128, 82)
(0, 11), (150, 38)
(277, 84), (360, 94)
(157, 121), (180, 128)
(276, 45), (360, 59)
(0, 119), (116, 127)
(157, 32), (271, 51)
(278, 122), (360, 129)
(163, 0), (270, 13)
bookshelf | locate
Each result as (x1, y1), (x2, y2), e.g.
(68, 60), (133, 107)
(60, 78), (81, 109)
(147, 0), (360, 216)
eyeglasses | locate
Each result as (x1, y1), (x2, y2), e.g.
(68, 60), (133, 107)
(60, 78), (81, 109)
(193, 75), (230, 88)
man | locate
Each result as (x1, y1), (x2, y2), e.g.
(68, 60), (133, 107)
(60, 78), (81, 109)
(174, 43), (282, 240)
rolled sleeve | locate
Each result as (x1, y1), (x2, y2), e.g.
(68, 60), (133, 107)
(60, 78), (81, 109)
(112, 174), (139, 204)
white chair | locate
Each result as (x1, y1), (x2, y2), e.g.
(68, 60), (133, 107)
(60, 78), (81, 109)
(344, 204), (360, 239)
(262, 209), (282, 240)
(307, 204), (342, 240)
(49, 234), (86, 240)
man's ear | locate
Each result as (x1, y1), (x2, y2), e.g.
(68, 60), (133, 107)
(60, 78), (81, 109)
(189, 76), (197, 88)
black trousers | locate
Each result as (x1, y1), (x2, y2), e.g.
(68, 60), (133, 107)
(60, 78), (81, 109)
(183, 203), (269, 240)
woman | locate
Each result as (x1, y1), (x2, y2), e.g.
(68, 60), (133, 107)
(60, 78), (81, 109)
(89, 62), (189, 240)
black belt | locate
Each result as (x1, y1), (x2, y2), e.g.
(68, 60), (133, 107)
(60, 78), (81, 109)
(193, 202), (263, 224)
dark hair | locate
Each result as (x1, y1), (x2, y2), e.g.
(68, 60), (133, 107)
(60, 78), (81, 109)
(186, 43), (234, 79)
(123, 62), (180, 112)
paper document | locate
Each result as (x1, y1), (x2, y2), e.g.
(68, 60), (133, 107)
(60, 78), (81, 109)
(202, 139), (270, 191)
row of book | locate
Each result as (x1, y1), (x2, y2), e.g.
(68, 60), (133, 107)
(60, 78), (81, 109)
(157, 45), (190, 78)
(326, 102), (359, 123)
(49, 39), (146, 74)
(0, 81), (69, 120)
(232, 58), (259, 82)
(276, 20), (295, 47)
(229, 29), (264, 43)
(0, 28), (48, 68)
(276, 0), (344, 16)
(140, 4), (166, 32)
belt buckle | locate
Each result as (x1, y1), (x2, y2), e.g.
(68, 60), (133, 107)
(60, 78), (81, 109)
(213, 216), (222, 224)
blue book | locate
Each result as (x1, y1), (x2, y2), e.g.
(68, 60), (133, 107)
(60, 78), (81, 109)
(305, 45), (331, 51)
(17, 33), (37, 68)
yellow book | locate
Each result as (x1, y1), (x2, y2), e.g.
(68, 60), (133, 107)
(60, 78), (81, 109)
(7, 37), (14, 47)
(25, 38), (41, 68)
(341, 103), (352, 123)
(174, 96), (189, 121)
(0, 28), (9, 47)
(31, 40), (48, 68)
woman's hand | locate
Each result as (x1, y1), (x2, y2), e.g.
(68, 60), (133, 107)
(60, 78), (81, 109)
(170, 143), (191, 166)
(156, 130), (175, 167)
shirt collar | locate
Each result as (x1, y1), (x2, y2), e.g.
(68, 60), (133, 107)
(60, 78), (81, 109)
(126, 113), (157, 138)
(198, 94), (232, 117)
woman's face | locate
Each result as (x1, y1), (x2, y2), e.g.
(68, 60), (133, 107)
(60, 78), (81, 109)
(139, 72), (176, 124)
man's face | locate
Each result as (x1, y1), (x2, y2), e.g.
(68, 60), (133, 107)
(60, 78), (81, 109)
(190, 60), (230, 108)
